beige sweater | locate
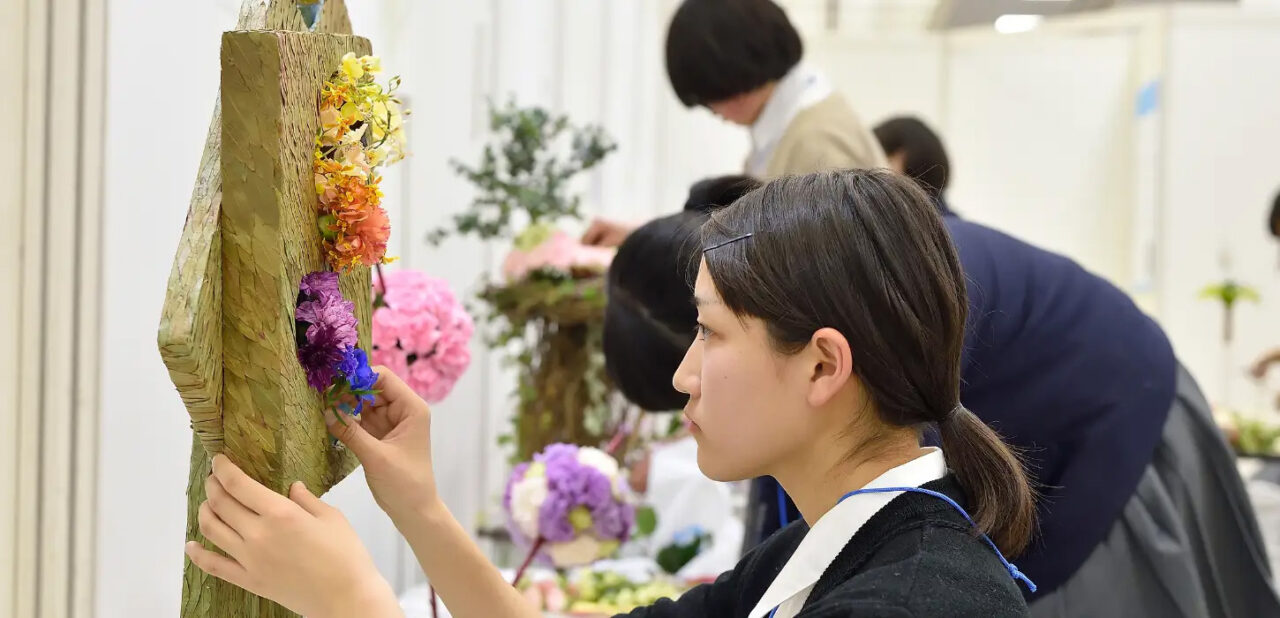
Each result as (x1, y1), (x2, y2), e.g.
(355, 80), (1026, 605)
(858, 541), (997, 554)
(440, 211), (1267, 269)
(761, 93), (888, 179)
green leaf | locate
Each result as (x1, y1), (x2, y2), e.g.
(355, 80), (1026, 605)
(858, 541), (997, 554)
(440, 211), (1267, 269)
(634, 506), (657, 538)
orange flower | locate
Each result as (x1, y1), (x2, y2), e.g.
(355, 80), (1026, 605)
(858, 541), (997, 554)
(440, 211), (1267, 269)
(328, 205), (391, 269)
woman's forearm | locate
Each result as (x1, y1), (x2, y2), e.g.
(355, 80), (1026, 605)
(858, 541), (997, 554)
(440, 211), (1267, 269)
(393, 500), (540, 618)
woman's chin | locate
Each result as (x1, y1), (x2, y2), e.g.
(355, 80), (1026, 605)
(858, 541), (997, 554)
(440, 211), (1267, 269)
(694, 448), (750, 483)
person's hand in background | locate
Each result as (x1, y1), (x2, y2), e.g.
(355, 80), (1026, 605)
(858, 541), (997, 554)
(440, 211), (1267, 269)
(581, 218), (636, 247)
(1250, 348), (1280, 380)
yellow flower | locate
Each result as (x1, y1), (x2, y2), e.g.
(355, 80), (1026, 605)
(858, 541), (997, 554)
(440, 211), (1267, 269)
(340, 52), (364, 80)
(339, 102), (360, 123)
(362, 55), (382, 74)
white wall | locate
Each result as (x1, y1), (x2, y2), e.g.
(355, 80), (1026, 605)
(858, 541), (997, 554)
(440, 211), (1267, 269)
(98, 1), (227, 614)
(807, 35), (946, 130)
(807, 26), (1140, 288)
(1157, 7), (1280, 410)
(943, 30), (1138, 287)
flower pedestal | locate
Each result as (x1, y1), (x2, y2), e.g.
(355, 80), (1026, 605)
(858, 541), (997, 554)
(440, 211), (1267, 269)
(481, 275), (612, 461)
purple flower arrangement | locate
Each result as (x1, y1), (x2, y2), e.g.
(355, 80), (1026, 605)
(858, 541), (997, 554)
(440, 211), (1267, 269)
(295, 271), (378, 415)
(504, 443), (636, 569)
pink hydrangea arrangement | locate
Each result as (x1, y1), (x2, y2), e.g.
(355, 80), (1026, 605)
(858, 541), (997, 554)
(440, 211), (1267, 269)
(504, 443), (635, 570)
(371, 269), (474, 403)
(501, 225), (615, 283)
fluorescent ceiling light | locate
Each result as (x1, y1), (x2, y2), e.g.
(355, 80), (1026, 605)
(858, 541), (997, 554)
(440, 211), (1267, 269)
(994, 14), (1043, 34)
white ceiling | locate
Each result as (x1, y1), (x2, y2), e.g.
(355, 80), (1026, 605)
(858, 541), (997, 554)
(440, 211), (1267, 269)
(776, 0), (1235, 33)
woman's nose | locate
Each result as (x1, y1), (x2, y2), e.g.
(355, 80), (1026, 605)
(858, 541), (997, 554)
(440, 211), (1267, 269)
(673, 340), (701, 398)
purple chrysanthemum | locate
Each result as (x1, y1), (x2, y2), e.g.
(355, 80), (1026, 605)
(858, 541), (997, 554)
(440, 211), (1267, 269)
(300, 271), (343, 300)
(536, 443), (581, 464)
(296, 273), (359, 390)
(536, 453), (617, 542)
(592, 500), (635, 541)
(503, 462), (531, 510)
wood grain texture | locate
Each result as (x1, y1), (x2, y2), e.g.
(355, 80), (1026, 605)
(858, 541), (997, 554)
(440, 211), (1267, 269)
(219, 28), (371, 495)
(158, 0), (357, 459)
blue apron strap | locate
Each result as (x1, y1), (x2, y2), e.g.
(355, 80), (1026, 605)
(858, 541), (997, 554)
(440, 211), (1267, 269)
(776, 483), (791, 528)
(837, 486), (1037, 593)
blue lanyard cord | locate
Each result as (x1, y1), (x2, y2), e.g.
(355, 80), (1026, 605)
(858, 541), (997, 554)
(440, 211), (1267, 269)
(838, 486), (1037, 593)
(776, 483), (791, 528)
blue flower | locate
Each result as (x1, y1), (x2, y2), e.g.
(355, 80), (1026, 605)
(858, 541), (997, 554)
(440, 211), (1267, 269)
(337, 346), (379, 414)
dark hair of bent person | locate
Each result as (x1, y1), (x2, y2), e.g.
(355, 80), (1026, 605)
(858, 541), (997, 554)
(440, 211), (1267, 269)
(1270, 188), (1280, 238)
(873, 116), (951, 202)
(703, 169), (1034, 554)
(684, 175), (760, 213)
(604, 176), (762, 411)
(665, 0), (803, 107)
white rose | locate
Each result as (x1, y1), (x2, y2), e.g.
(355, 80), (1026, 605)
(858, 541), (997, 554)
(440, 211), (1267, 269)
(545, 535), (603, 568)
(509, 475), (548, 539)
(576, 447), (620, 480)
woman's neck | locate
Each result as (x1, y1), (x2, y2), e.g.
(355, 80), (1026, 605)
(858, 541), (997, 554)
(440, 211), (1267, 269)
(773, 434), (928, 526)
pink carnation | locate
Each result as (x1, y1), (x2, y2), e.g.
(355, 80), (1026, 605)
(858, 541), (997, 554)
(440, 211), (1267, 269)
(501, 230), (615, 283)
(371, 270), (474, 403)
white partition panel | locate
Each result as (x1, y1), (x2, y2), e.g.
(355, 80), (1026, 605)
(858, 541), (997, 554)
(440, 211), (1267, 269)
(806, 35), (946, 131)
(944, 31), (1138, 288)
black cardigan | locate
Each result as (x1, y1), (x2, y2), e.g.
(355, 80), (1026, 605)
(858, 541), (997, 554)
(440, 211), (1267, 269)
(623, 477), (1029, 617)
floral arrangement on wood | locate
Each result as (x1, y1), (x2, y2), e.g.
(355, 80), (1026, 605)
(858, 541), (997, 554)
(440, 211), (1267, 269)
(314, 53), (408, 272)
(371, 269), (475, 403)
(295, 271), (380, 417)
(429, 99), (622, 462)
(504, 443), (636, 575)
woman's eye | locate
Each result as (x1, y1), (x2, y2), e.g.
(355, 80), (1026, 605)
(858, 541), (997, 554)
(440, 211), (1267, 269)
(696, 324), (712, 340)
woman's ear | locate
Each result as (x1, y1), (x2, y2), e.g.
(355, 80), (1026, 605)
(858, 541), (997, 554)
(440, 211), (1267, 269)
(806, 327), (853, 408)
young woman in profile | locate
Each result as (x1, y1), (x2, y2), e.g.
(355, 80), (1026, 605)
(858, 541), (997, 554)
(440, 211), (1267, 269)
(184, 169), (1036, 617)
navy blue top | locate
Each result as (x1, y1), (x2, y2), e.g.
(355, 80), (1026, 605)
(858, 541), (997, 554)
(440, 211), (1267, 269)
(942, 209), (1176, 597)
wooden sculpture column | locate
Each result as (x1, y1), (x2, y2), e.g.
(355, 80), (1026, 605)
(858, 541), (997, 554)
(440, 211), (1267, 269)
(158, 2), (373, 616)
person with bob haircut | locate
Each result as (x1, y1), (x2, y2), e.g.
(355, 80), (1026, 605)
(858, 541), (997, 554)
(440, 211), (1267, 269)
(581, 0), (885, 248)
(182, 169), (1037, 618)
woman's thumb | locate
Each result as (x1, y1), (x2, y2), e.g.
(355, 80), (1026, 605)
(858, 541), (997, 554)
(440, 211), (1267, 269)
(327, 412), (379, 460)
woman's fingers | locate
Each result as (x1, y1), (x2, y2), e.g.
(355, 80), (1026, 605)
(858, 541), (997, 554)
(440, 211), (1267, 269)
(210, 455), (284, 515)
(198, 501), (243, 555)
(289, 482), (328, 518)
(206, 473), (260, 531)
(185, 541), (254, 591)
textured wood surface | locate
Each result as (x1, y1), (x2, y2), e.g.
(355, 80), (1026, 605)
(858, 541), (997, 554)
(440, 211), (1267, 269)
(220, 29), (372, 494)
(168, 2), (366, 617)
(159, 0), (356, 455)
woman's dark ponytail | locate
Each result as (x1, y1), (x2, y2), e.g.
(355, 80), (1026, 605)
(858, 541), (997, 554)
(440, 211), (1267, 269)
(938, 406), (1035, 556)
